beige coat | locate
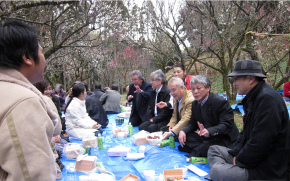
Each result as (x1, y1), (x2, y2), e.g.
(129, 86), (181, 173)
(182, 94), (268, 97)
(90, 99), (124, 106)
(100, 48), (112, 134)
(0, 68), (59, 181)
(167, 90), (194, 135)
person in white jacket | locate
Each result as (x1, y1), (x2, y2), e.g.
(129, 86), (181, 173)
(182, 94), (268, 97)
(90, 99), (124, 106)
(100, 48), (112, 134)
(65, 83), (101, 139)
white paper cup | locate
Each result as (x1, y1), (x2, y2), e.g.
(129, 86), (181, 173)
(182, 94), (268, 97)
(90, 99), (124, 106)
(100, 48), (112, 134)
(139, 145), (146, 153)
(144, 170), (155, 181)
(118, 132), (124, 140)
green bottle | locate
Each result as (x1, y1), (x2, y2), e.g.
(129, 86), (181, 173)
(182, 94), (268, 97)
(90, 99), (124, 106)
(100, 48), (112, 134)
(187, 157), (208, 163)
(128, 122), (133, 137)
(158, 139), (170, 147)
(169, 136), (175, 148)
(97, 133), (104, 150)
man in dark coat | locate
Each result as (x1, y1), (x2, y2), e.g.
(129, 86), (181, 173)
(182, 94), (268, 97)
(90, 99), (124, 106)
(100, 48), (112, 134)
(85, 84), (108, 128)
(127, 70), (153, 126)
(92, 82), (104, 100)
(178, 75), (239, 157)
(208, 60), (290, 181)
(139, 70), (173, 132)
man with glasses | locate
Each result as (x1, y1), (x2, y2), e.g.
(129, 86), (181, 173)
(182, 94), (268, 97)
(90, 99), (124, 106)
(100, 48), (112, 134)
(160, 77), (194, 139)
(139, 70), (173, 132)
(127, 70), (153, 126)
(207, 60), (290, 180)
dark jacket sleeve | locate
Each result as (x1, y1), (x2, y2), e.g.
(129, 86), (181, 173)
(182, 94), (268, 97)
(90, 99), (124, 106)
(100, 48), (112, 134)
(181, 101), (198, 134)
(127, 83), (135, 102)
(206, 97), (234, 137)
(235, 95), (284, 168)
(152, 91), (173, 123)
(147, 91), (155, 120)
(140, 82), (153, 101)
(52, 95), (62, 118)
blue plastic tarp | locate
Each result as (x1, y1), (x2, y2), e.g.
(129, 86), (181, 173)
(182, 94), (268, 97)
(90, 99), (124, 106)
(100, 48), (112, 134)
(57, 114), (210, 181)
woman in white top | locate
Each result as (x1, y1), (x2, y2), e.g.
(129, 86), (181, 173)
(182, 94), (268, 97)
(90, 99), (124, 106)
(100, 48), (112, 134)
(65, 83), (101, 139)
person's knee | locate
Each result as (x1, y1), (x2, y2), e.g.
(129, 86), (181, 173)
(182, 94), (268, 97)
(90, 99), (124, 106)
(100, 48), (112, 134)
(210, 163), (223, 181)
(147, 124), (157, 133)
(138, 123), (147, 131)
(208, 145), (221, 158)
(160, 126), (169, 132)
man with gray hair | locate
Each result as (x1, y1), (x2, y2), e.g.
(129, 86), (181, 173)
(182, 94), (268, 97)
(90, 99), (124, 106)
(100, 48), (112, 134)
(159, 77), (194, 139)
(178, 75), (239, 158)
(139, 70), (173, 132)
(127, 70), (153, 126)
(207, 60), (290, 180)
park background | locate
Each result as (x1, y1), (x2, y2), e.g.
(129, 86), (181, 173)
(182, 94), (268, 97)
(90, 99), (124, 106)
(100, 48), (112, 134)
(1, 1), (289, 107)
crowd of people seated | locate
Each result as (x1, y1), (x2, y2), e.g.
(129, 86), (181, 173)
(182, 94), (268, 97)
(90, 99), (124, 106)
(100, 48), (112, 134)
(0, 19), (289, 181)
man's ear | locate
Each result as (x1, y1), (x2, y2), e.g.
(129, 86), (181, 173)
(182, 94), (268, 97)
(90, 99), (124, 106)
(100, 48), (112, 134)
(22, 54), (33, 66)
(248, 76), (256, 85)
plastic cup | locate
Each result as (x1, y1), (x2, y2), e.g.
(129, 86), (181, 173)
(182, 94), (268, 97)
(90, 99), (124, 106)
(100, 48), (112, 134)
(144, 170), (155, 181)
(139, 145), (146, 153)
(118, 132), (124, 140)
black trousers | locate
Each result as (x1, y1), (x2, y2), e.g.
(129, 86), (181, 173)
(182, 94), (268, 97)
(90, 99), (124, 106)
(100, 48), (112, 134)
(139, 120), (168, 133)
(178, 132), (230, 157)
(129, 111), (143, 127)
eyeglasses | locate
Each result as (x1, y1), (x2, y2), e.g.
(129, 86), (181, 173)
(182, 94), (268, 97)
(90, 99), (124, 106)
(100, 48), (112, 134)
(131, 78), (139, 82)
(232, 76), (247, 82)
(232, 77), (240, 82)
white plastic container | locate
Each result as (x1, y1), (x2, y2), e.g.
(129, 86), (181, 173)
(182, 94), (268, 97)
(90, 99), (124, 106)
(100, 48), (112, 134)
(118, 132), (124, 140)
(66, 163), (76, 180)
(144, 170), (155, 181)
(146, 132), (163, 146)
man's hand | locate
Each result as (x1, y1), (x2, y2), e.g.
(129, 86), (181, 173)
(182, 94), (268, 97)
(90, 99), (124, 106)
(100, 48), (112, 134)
(128, 95), (134, 101)
(156, 101), (167, 109)
(233, 157), (236, 165)
(52, 135), (61, 143)
(134, 85), (143, 93)
(149, 118), (153, 123)
(178, 131), (186, 147)
(198, 122), (209, 137)
(92, 123), (101, 129)
(162, 132), (173, 139)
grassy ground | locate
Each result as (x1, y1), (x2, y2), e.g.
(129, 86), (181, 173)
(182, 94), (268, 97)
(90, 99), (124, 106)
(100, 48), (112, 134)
(233, 110), (243, 131)
(121, 94), (127, 105)
(121, 94), (244, 131)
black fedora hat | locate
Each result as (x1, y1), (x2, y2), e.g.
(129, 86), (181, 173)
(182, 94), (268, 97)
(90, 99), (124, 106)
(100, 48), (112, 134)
(227, 60), (267, 78)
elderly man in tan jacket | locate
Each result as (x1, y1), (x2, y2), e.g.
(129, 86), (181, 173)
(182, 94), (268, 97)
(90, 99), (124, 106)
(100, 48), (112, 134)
(0, 20), (59, 180)
(158, 77), (194, 139)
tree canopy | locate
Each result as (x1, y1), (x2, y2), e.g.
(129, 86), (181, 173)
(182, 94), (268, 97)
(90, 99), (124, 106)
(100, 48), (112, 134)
(1, 0), (290, 100)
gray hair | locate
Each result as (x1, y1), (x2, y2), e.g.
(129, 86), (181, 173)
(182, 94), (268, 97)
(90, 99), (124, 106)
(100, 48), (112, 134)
(55, 83), (62, 89)
(168, 77), (184, 87)
(190, 75), (211, 89)
(150, 69), (166, 84)
(130, 70), (144, 80)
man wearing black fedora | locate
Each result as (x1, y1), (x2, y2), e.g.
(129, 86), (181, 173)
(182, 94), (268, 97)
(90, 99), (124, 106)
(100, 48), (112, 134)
(207, 60), (290, 180)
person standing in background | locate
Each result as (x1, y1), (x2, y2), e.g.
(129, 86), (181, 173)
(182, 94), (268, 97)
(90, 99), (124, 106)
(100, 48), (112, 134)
(52, 83), (66, 111)
(173, 64), (194, 90)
